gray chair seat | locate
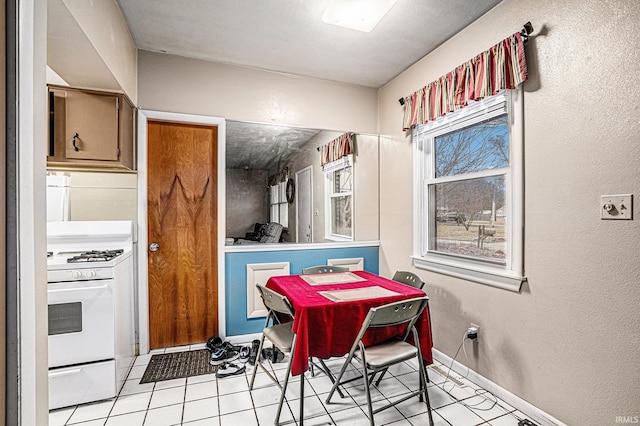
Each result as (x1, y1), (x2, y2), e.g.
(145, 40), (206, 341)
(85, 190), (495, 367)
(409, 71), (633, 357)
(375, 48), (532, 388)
(355, 340), (417, 368)
(263, 322), (294, 352)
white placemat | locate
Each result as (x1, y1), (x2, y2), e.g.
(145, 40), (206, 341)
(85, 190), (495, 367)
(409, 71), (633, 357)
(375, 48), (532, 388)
(300, 272), (366, 286)
(319, 286), (401, 302)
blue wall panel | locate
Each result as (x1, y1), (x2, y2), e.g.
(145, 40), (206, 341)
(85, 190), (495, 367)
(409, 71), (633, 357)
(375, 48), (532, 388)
(225, 246), (379, 336)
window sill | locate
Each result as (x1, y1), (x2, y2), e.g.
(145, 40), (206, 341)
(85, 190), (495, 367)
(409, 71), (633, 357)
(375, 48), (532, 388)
(412, 256), (526, 292)
(324, 235), (353, 243)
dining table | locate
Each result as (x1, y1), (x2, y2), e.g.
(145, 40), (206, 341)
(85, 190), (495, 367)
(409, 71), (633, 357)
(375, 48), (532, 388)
(265, 270), (433, 377)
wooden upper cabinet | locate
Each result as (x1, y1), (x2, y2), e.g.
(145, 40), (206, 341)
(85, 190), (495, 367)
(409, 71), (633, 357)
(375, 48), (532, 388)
(48, 85), (136, 171)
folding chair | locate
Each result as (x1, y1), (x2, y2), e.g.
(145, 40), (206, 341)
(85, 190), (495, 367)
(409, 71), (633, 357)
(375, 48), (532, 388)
(325, 296), (434, 426)
(371, 270), (427, 386)
(301, 265), (349, 274)
(392, 270), (425, 289)
(248, 284), (300, 425)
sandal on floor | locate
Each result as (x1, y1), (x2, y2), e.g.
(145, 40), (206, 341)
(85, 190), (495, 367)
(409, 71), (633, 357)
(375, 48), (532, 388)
(248, 339), (260, 366)
(261, 347), (285, 363)
(239, 345), (251, 362)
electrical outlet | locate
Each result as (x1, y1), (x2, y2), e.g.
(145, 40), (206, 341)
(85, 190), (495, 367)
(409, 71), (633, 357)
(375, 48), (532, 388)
(467, 323), (479, 340)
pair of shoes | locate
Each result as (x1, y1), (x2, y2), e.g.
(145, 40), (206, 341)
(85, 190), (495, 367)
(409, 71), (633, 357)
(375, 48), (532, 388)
(261, 346), (285, 363)
(210, 346), (239, 366)
(248, 339), (260, 366)
(216, 362), (246, 378)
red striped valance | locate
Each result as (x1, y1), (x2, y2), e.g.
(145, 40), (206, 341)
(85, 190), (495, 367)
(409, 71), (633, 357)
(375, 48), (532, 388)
(320, 133), (354, 166)
(401, 31), (528, 131)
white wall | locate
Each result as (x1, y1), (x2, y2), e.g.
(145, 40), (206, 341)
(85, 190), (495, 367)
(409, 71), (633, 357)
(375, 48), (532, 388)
(138, 51), (378, 134)
(18, 0), (49, 424)
(59, 0), (138, 102)
(377, 0), (640, 424)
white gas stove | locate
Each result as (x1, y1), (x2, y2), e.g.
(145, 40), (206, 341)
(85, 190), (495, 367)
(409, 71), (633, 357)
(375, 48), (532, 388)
(47, 221), (136, 410)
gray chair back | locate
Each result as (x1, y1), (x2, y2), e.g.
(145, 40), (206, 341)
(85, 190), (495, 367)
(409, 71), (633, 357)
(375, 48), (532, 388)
(392, 271), (425, 289)
(355, 297), (429, 343)
(302, 265), (349, 274)
(256, 284), (295, 317)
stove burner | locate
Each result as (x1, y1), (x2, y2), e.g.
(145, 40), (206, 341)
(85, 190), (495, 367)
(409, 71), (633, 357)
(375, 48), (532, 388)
(66, 249), (124, 263)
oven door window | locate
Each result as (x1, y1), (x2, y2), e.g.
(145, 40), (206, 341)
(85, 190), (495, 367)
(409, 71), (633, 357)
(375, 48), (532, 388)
(48, 302), (82, 335)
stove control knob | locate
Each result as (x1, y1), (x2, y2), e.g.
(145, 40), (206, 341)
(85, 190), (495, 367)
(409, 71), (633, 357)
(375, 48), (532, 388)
(85, 270), (97, 278)
(71, 270), (82, 279)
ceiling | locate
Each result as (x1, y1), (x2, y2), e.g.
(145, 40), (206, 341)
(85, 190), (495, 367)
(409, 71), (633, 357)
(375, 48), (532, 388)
(116, 0), (502, 89)
(226, 121), (321, 170)
(114, 0), (502, 170)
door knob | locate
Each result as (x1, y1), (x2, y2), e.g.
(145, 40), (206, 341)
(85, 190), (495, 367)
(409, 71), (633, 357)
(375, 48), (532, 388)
(149, 242), (159, 252)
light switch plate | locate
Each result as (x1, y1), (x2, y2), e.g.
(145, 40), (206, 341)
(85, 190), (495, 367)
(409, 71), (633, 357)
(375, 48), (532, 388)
(600, 194), (633, 220)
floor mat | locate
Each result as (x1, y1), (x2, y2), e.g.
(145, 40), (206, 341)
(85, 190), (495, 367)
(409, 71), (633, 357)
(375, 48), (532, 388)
(139, 349), (217, 384)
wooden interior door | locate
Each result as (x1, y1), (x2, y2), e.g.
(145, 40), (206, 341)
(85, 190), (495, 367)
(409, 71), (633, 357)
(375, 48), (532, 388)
(147, 121), (218, 349)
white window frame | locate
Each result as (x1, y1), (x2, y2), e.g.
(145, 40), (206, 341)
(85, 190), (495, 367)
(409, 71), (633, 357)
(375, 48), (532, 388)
(324, 155), (354, 241)
(269, 181), (288, 228)
(412, 90), (525, 292)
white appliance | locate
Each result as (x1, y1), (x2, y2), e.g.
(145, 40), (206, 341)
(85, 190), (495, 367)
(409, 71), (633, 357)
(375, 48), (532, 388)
(47, 221), (136, 410)
(46, 174), (70, 222)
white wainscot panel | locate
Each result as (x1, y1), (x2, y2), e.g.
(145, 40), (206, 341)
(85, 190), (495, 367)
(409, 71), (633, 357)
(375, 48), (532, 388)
(246, 262), (290, 319)
(327, 257), (364, 271)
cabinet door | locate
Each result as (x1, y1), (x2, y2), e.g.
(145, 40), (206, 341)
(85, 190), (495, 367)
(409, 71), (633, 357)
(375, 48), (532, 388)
(65, 91), (119, 161)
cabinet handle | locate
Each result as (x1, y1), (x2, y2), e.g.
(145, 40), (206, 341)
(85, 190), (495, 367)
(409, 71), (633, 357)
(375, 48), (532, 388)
(72, 132), (79, 151)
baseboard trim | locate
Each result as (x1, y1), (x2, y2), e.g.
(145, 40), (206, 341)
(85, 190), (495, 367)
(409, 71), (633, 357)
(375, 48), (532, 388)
(226, 332), (262, 345)
(432, 348), (567, 426)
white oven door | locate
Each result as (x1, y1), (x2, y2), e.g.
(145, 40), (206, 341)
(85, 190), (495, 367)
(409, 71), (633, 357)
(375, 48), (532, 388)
(48, 279), (115, 368)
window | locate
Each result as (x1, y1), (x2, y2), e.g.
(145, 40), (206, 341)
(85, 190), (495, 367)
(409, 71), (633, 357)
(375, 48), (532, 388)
(324, 155), (353, 241)
(413, 90), (525, 291)
(269, 181), (288, 228)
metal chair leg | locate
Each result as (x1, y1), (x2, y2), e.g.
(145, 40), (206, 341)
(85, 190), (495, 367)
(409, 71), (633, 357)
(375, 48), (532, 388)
(274, 335), (297, 425)
(249, 335), (266, 390)
(359, 344), (375, 426)
(299, 373), (304, 426)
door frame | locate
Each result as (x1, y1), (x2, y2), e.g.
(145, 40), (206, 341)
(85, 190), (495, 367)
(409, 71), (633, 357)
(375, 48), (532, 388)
(295, 165), (313, 243)
(137, 110), (226, 354)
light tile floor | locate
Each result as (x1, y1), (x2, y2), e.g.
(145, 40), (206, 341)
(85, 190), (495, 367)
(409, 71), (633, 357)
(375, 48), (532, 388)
(49, 343), (536, 426)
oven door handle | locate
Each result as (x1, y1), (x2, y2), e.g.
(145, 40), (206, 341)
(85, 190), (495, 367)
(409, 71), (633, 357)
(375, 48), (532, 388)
(49, 283), (110, 292)
(49, 368), (82, 378)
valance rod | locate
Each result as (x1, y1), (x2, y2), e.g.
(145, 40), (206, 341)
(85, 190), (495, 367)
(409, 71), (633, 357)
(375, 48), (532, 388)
(399, 24), (532, 130)
(397, 22), (534, 107)
(519, 21), (534, 43)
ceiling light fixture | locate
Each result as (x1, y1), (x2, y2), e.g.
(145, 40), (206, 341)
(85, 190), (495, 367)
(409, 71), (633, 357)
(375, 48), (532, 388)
(322, 0), (399, 33)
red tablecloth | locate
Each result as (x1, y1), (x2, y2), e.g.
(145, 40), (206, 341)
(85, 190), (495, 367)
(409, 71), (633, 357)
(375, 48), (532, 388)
(265, 271), (433, 376)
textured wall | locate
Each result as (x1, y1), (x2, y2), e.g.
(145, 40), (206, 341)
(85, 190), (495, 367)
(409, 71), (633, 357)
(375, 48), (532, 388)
(377, 0), (640, 424)
(138, 51), (378, 134)
(64, 171), (138, 223)
(61, 0), (138, 102)
(225, 168), (268, 238)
